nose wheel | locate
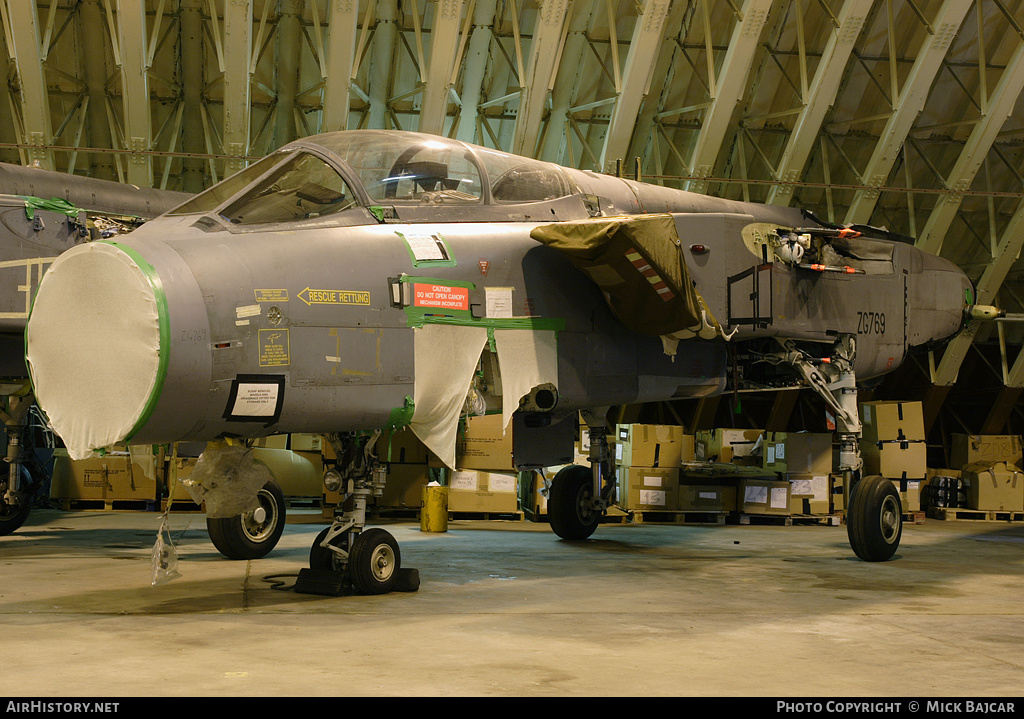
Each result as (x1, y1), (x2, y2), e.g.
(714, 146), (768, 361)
(306, 523), (419, 595)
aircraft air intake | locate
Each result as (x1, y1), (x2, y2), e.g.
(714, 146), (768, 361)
(26, 242), (167, 460)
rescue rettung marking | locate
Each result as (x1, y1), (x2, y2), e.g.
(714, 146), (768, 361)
(298, 287), (371, 306)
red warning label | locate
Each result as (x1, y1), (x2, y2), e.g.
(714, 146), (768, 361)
(413, 283), (470, 311)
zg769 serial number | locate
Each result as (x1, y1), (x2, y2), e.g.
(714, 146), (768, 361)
(857, 311), (885, 335)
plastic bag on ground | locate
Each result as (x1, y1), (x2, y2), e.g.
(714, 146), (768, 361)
(151, 517), (181, 586)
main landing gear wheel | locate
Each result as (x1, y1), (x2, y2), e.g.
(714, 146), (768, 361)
(207, 480), (287, 560)
(0, 494), (30, 536)
(847, 475), (903, 562)
(548, 464), (601, 540)
(0, 464), (34, 536)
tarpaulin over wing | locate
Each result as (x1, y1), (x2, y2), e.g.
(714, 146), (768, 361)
(530, 214), (703, 337)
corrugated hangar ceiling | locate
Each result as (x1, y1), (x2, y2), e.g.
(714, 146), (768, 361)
(1, 0), (1024, 450)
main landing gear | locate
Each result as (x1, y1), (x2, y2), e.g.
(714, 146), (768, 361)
(547, 409), (616, 541)
(549, 334), (903, 562)
(1, 391), (41, 538)
(298, 431), (419, 596)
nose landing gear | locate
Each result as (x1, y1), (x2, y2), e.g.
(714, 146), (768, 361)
(298, 431), (420, 596)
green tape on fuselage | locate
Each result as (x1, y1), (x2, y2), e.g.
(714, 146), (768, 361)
(98, 241), (171, 444)
(403, 309), (565, 332)
(387, 396), (415, 429)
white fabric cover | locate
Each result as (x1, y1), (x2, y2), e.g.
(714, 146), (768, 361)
(493, 329), (559, 433)
(409, 324), (488, 469)
(26, 243), (162, 460)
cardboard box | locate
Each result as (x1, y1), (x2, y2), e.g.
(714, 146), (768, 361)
(615, 424), (689, 467)
(738, 478), (790, 515)
(456, 415), (514, 470)
(830, 474), (846, 513)
(788, 474), (830, 514)
(766, 433), (833, 475)
(677, 482), (736, 512)
(951, 434), (1023, 471)
(900, 479), (922, 513)
(860, 439), (927, 479)
(962, 461), (1024, 511)
(380, 426), (431, 464)
(448, 469), (518, 512)
(379, 463), (432, 508)
(761, 431), (786, 471)
(254, 434), (289, 449)
(523, 470), (549, 515)
(50, 447), (160, 502)
(617, 466), (680, 510)
(289, 433), (323, 452)
(860, 401), (925, 443)
(696, 428), (763, 463)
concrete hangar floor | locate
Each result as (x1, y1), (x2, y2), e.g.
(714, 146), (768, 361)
(1, 507), (1022, 698)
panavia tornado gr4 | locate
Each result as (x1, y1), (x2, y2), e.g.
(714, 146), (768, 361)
(24, 130), (985, 593)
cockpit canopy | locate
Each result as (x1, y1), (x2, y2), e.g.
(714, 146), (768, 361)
(166, 130), (581, 225)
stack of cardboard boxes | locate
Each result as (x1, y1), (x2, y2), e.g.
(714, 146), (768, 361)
(374, 427), (434, 510)
(611, 424), (838, 519)
(447, 414), (519, 514)
(859, 401), (927, 512)
(942, 434), (1024, 513)
(760, 431), (834, 516)
(615, 424), (690, 512)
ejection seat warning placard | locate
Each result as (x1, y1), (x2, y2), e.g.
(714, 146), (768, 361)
(258, 329), (290, 367)
(413, 283), (470, 311)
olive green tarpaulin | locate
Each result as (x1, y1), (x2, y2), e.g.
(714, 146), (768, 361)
(530, 214), (703, 337)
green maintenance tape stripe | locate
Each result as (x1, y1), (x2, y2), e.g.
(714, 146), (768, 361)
(99, 241), (171, 443)
(403, 309), (565, 332)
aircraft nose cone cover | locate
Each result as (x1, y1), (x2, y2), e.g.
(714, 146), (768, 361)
(26, 242), (166, 460)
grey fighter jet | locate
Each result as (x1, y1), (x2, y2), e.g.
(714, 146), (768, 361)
(23, 130), (988, 593)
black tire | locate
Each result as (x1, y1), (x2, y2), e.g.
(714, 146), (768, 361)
(207, 480), (286, 560)
(547, 464), (601, 540)
(348, 527), (401, 595)
(309, 526), (347, 571)
(0, 496), (31, 536)
(847, 475), (903, 562)
(0, 464), (34, 536)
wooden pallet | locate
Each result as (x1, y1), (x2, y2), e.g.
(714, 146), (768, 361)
(56, 498), (159, 513)
(161, 499), (204, 513)
(448, 510), (525, 522)
(904, 510), (926, 524)
(927, 507), (1024, 523)
(613, 510), (729, 525)
(733, 512), (840, 527)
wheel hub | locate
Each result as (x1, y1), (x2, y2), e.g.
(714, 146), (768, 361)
(370, 545), (396, 581)
(241, 489), (277, 542)
(880, 496), (900, 543)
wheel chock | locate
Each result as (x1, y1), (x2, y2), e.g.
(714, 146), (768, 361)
(393, 567), (420, 592)
(293, 568), (352, 596)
